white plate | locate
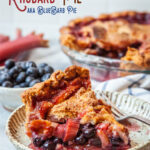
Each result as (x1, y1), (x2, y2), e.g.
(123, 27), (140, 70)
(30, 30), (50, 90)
(6, 91), (150, 150)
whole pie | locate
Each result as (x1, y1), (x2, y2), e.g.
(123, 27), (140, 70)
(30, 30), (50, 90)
(22, 66), (130, 150)
(60, 11), (150, 70)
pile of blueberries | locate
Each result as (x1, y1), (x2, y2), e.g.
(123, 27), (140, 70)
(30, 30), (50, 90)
(0, 59), (54, 88)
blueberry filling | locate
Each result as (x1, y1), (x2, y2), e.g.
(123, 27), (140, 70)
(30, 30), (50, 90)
(33, 137), (62, 150)
(32, 123), (126, 149)
(87, 42), (141, 59)
(33, 137), (45, 147)
(88, 137), (101, 147)
(42, 139), (56, 150)
(110, 137), (124, 147)
(82, 126), (96, 139)
(75, 134), (87, 145)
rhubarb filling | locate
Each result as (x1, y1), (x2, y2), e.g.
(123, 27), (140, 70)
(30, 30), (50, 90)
(30, 77), (90, 108)
(28, 120), (130, 150)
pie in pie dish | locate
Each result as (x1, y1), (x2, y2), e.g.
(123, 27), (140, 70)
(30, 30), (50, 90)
(22, 66), (130, 150)
(60, 11), (150, 69)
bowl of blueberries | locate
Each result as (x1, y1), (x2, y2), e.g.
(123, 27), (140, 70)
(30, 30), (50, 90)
(0, 59), (54, 111)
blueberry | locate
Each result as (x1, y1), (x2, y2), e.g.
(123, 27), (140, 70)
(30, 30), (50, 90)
(14, 65), (23, 72)
(110, 137), (123, 146)
(26, 61), (36, 68)
(16, 72), (26, 83)
(2, 81), (13, 88)
(75, 134), (87, 145)
(41, 73), (51, 82)
(8, 67), (18, 78)
(26, 67), (39, 78)
(20, 82), (28, 88)
(88, 137), (101, 147)
(5, 59), (15, 69)
(38, 67), (45, 77)
(0, 73), (11, 84)
(53, 138), (62, 144)
(43, 140), (56, 150)
(38, 63), (48, 68)
(44, 66), (54, 74)
(33, 137), (44, 147)
(29, 79), (40, 87)
(83, 128), (95, 138)
(25, 76), (34, 84)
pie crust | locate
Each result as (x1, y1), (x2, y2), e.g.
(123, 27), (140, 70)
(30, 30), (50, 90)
(60, 11), (150, 69)
(22, 66), (130, 150)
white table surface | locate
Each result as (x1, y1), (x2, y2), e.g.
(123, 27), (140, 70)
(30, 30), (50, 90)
(0, 40), (73, 150)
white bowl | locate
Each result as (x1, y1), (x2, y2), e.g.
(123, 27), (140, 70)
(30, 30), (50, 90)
(0, 86), (28, 111)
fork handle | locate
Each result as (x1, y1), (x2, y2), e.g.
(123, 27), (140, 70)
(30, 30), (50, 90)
(120, 115), (150, 125)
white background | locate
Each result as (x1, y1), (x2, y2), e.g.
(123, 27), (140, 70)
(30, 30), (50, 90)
(0, 0), (150, 150)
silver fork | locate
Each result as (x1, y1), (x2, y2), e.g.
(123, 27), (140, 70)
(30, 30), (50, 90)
(100, 92), (150, 125)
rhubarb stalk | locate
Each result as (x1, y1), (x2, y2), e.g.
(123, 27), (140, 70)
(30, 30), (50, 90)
(0, 33), (49, 61)
(0, 34), (9, 43)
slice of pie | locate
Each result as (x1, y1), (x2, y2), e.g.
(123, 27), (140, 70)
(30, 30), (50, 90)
(60, 11), (150, 69)
(22, 66), (130, 150)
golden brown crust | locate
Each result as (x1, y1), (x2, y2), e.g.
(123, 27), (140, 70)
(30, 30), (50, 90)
(22, 65), (90, 106)
(48, 87), (124, 130)
(60, 11), (144, 51)
(22, 66), (91, 124)
(121, 47), (150, 70)
(60, 11), (150, 69)
(49, 88), (98, 121)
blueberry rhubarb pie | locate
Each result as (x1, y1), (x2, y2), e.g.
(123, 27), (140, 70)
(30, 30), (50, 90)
(60, 11), (150, 69)
(22, 66), (130, 150)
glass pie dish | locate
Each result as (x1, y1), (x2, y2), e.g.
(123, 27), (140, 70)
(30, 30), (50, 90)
(60, 11), (150, 81)
(62, 46), (150, 82)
